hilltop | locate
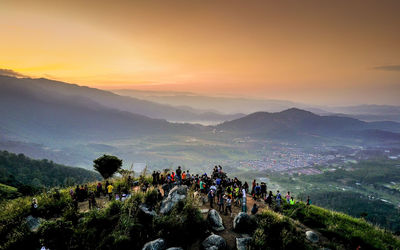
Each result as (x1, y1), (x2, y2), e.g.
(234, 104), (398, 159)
(1, 169), (399, 250)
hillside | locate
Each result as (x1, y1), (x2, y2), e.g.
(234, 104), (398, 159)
(1, 173), (399, 250)
(0, 75), (242, 124)
(0, 75), (203, 145)
(0, 151), (100, 191)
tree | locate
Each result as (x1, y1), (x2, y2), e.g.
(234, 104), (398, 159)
(93, 155), (122, 179)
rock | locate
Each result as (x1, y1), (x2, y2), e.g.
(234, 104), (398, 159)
(233, 212), (256, 233)
(200, 208), (210, 214)
(166, 248), (183, 250)
(160, 185), (187, 214)
(139, 204), (157, 218)
(142, 238), (166, 250)
(236, 237), (252, 250)
(202, 234), (227, 250)
(207, 209), (225, 231)
(26, 215), (42, 232)
(305, 230), (319, 243)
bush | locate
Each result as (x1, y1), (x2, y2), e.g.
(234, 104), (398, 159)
(253, 209), (308, 250)
(38, 220), (74, 250)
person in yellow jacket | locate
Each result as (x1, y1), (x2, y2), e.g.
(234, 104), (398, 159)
(107, 183), (114, 201)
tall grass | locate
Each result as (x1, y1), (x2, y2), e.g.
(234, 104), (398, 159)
(282, 202), (400, 249)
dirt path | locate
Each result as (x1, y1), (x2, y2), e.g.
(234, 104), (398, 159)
(197, 195), (267, 250)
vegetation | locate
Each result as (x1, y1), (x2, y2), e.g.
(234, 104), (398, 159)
(0, 177), (207, 250)
(269, 159), (400, 233)
(0, 151), (100, 191)
(281, 202), (400, 249)
(93, 154), (123, 179)
(253, 209), (309, 250)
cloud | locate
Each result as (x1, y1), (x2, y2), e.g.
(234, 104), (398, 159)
(372, 65), (400, 72)
(0, 68), (27, 77)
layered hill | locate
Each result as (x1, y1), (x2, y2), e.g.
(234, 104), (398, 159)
(0, 75), (204, 144)
(0, 75), (243, 124)
(217, 108), (400, 142)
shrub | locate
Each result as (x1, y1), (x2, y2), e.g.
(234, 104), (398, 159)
(253, 209), (308, 250)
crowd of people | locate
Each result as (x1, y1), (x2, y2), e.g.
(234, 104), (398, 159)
(59, 165), (309, 213)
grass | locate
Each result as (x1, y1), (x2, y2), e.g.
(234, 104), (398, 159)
(282, 202), (400, 249)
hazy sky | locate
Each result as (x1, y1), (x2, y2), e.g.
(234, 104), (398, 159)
(1, 0), (399, 105)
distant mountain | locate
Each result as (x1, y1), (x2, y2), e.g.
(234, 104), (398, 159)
(0, 76), (243, 124)
(112, 89), (326, 115)
(0, 75), (201, 145)
(324, 105), (400, 122)
(217, 108), (400, 141)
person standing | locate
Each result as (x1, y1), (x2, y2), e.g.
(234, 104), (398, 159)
(241, 187), (247, 213)
(107, 183), (114, 201)
(218, 193), (224, 213)
(225, 195), (232, 216)
(286, 191), (291, 203)
(306, 196), (311, 206)
(208, 189), (215, 208)
(276, 190), (282, 207)
(176, 166), (182, 184)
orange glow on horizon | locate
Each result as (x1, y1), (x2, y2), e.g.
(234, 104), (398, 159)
(0, 0), (399, 105)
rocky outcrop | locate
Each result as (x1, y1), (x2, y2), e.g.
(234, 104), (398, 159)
(305, 230), (319, 243)
(202, 234), (227, 250)
(236, 237), (252, 250)
(142, 238), (166, 250)
(207, 209), (225, 231)
(233, 212), (256, 233)
(160, 185), (187, 214)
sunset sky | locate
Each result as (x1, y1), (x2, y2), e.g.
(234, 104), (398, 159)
(1, 0), (399, 105)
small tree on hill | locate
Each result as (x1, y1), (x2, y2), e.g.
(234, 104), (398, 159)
(93, 154), (122, 179)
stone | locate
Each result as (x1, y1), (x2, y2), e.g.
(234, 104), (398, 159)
(142, 238), (166, 250)
(305, 230), (319, 243)
(236, 237), (252, 250)
(160, 186), (187, 214)
(202, 234), (227, 250)
(233, 212), (256, 233)
(26, 215), (42, 232)
(200, 208), (210, 214)
(139, 204), (157, 218)
(207, 209), (225, 231)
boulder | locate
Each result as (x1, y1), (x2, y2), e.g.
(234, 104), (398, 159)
(160, 185), (187, 214)
(305, 230), (319, 243)
(26, 215), (42, 232)
(207, 209), (225, 231)
(202, 234), (227, 250)
(236, 237), (252, 250)
(142, 238), (166, 250)
(200, 208), (210, 214)
(233, 212), (256, 233)
(139, 204), (157, 218)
